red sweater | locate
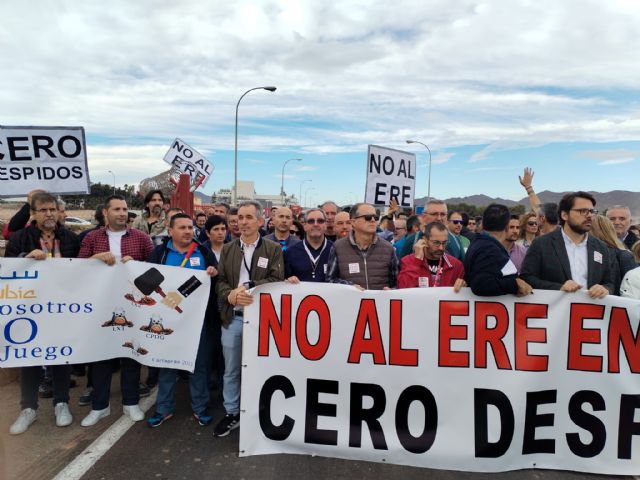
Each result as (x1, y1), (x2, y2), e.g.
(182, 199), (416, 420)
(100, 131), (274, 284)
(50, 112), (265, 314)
(397, 253), (465, 289)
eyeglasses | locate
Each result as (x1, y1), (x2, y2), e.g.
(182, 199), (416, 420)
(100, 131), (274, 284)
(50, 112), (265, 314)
(426, 212), (447, 218)
(356, 214), (379, 222)
(527, 221), (538, 226)
(571, 208), (598, 216)
(428, 239), (448, 247)
(450, 220), (463, 224)
(34, 208), (57, 214)
(306, 218), (326, 225)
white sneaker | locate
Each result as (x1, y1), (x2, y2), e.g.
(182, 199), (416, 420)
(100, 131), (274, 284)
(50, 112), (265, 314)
(10, 408), (37, 435)
(123, 404), (144, 422)
(81, 406), (110, 427)
(54, 402), (73, 427)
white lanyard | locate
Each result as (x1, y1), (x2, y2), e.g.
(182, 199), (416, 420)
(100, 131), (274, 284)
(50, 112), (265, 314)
(303, 238), (328, 279)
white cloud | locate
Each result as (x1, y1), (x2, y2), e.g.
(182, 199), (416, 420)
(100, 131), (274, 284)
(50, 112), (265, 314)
(295, 165), (319, 171)
(1, 0), (640, 174)
(598, 158), (634, 165)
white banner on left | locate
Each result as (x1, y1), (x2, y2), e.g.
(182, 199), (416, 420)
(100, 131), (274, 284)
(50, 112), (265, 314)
(0, 126), (90, 197)
(0, 258), (209, 372)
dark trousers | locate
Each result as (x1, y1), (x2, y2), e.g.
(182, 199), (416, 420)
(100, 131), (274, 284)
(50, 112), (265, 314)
(91, 358), (141, 410)
(20, 365), (71, 410)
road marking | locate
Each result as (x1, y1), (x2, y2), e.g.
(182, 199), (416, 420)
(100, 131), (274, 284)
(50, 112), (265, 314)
(52, 391), (157, 480)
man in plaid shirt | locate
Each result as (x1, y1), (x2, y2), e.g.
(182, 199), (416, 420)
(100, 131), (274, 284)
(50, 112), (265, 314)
(78, 195), (154, 427)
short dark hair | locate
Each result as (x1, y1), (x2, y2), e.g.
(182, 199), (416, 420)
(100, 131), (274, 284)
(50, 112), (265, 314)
(204, 215), (227, 232)
(482, 204), (511, 232)
(510, 214), (520, 221)
(144, 189), (165, 206)
(215, 202), (230, 213)
(406, 215), (421, 233)
(227, 207), (238, 216)
(460, 212), (470, 226)
(195, 212), (207, 220)
(558, 191), (596, 226)
(169, 212), (192, 228)
(94, 204), (105, 226)
(104, 194), (126, 209)
(447, 211), (461, 220)
(540, 202), (559, 225)
(127, 212), (137, 220)
(30, 192), (57, 210)
(424, 221), (448, 238)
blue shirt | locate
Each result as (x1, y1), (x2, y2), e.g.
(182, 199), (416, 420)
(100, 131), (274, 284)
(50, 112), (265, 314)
(265, 233), (300, 252)
(164, 240), (206, 271)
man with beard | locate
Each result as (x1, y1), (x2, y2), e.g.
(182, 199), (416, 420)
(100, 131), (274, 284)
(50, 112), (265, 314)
(5, 192), (80, 434)
(521, 192), (613, 298)
(334, 211), (352, 239)
(284, 208), (332, 282)
(398, 222), (466, 290)
(503, 215), (527, 273)
(132, 190), (166, 239)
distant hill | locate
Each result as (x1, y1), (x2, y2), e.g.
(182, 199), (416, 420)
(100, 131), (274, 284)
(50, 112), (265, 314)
(413, 190), (640, 219)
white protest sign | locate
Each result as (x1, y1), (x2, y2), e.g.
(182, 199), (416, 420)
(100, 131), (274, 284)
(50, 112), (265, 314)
(163, 138), (213, 187)
(365, 145), (416, 207)
(0, 126), (90, 197)
(240, 283), (640, 475)
(0, 258), (210, 372)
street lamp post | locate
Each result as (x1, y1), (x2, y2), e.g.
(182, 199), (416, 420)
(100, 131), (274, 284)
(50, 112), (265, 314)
(280, 158), (302, 205)
(406, 140), (432, 202)
(304, 187), (315, 208)
(108, 170), (116, 195)
(233, 86), (277, 204)
(299, 179), (312, 206)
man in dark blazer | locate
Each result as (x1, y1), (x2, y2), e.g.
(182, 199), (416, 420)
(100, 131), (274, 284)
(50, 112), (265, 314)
(521, 191), (614, 298)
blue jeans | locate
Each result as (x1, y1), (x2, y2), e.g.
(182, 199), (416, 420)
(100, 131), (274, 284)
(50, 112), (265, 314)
(221, 315), (244, 415)
(156, 322), (212, 415)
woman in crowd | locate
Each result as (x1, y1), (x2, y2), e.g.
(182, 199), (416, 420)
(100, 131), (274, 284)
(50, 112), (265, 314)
(515, 211), (538, 249)
(290, 220), (304, 241)
(590, 215), (637, 295)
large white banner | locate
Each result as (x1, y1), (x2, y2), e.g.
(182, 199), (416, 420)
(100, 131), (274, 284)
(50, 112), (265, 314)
(240, 283), (640, 475)
(163, 137), (213, 188)
(365, 145), (416, 208)
(0, 258), (209, 372)
(0, 126), (90, 197)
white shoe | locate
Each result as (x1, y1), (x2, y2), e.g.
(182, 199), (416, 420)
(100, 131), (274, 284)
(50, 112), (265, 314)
(54, 402), (73, 427)
(81, 406), (110, 427)
(123, 404), (144, 422)
(10, 408), (37, 435)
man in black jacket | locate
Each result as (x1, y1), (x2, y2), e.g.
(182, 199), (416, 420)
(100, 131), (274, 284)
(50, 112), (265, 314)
(145, 213), (220, 428)
(521, 192), (613, 298)
(464, 204), (533, 297)
(5, 192), (79, 434)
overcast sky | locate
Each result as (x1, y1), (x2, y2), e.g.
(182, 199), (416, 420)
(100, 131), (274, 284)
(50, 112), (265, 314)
(1, 0), (639, 205)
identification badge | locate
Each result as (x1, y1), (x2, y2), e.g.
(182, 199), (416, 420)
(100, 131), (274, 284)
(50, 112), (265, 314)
(348, 263), (360, 274)
(594, 251), (602, 264)
(189, 257), (201, 267)
(418, 277), (430, 288)
(257, 257), (269, 268)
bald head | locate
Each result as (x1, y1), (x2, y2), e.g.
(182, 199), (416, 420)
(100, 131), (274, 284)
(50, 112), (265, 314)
(273, 207), (294, 235)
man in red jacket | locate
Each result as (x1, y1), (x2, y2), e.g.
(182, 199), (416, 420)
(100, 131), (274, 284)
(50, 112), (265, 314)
(398, 221), (466, 290)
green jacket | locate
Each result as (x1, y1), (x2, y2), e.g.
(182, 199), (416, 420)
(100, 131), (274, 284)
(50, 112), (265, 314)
(215, 236), (284, 327)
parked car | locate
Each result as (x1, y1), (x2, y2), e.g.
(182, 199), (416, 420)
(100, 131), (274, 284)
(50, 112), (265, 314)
(64, 216), (92, 225)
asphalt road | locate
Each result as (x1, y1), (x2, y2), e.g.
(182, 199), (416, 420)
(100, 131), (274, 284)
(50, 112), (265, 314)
(0, 373), (634, 480)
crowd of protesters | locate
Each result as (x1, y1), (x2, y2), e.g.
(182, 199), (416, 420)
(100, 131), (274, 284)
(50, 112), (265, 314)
(3, 167), (640, 439)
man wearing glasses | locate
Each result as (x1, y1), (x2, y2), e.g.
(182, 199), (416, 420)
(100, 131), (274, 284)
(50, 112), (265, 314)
(398, 222), (466, 290)
(447, 211), (470, 254)
(5, 192), (80, 434)
(284, 208), (332, 282)
(327, 202), (398, 290)
(398, 199), (465, 261)
(521, 192), (613, 298)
